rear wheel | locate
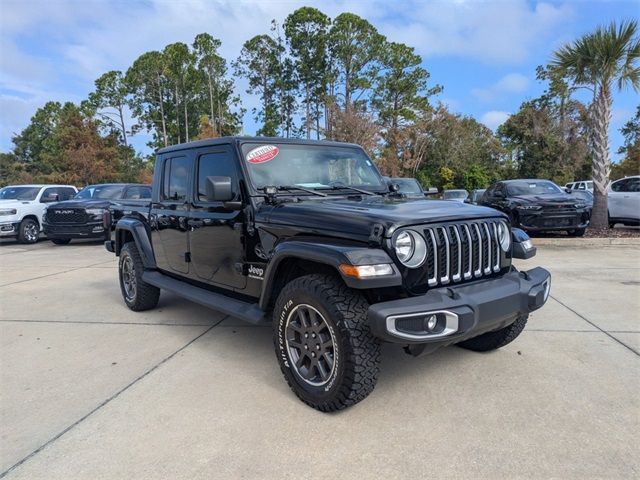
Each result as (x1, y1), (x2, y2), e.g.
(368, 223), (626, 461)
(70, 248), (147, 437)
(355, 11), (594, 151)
(51, 238), (71, 245)
(18, 218), (39, 244)
(273, 274), (381, 411)
(119, 242), (160, 311)
(457, 315), (528, 352)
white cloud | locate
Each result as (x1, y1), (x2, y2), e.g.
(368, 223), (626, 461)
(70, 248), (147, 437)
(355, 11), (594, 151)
(379, 0), (573, 64)
(0, 0), (574, 152)
(472, 73), (530, 102)
(480, 111), (510, 130)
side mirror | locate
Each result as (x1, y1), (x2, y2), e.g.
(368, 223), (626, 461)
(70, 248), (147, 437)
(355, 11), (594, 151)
(205, 176), (233, 202)
(495, 191), (505, 198)
(565, 187), (572, 194)
(389, 183), (400, 193)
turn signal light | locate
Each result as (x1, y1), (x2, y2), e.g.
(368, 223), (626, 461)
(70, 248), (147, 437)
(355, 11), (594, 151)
(339, 264), (394, 279)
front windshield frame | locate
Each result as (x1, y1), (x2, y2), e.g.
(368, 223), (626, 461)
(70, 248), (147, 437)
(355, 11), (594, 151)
(0, 186), (41, 201)
(74, 184), (125, 200)
(506, 181), (563, 196)
(239, 142), (387, 194)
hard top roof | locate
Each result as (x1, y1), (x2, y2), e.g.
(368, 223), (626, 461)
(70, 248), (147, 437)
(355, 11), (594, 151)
(157, 136), (361, 155)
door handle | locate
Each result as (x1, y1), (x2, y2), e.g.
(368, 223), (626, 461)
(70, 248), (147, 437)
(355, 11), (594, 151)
(187, 219), (204, 228)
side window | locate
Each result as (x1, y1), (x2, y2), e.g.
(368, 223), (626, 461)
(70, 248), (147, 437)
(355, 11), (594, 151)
(197, 150), (239, 202)
(611, 179), (628, 192)
(124, 186), (152, 199)
(624, 178), (640, 192)
(162, 157), (191, 202)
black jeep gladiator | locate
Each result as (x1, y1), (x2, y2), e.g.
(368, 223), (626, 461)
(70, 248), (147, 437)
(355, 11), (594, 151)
(106, 137), (551, 411)
(44, 183), (151, 244)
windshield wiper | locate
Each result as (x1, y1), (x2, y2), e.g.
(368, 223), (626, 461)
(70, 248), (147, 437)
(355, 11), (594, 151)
(319, 185), (378, 196)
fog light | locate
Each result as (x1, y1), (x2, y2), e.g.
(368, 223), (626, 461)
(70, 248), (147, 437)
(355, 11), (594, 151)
(425, 315), (437, 331)
(92, 226), (104, 233)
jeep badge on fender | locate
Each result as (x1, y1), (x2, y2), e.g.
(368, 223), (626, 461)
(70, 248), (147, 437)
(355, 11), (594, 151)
(105, 137), (551, 412)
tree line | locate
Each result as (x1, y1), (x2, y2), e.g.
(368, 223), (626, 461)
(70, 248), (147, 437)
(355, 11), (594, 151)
(1, 8), (638, 212)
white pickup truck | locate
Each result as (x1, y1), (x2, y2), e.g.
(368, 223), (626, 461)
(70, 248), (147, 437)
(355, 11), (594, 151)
(0, 185), (78, 244)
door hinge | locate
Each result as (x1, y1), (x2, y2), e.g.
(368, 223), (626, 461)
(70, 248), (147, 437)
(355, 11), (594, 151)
(185, 252), (191, 263)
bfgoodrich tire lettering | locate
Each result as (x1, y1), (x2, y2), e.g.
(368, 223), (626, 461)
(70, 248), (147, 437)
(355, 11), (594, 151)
(273, 274), (381, 412)
(119, 242), (160, 311)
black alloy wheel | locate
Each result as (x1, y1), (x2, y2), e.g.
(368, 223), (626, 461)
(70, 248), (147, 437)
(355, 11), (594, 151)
(285, 304), (336, 386)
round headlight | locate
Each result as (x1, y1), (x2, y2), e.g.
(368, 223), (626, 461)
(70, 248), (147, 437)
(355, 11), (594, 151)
(393, 230), (427, 268)
(498, 221), (511, 252)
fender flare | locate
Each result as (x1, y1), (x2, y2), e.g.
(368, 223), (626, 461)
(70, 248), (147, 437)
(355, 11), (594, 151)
(114, 218), (156, 269)
(258, 240), (401, 310)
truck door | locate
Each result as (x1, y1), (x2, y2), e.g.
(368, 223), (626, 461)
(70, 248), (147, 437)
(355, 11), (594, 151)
(187, 145), (247, 289)
(152, 155), (192, 274)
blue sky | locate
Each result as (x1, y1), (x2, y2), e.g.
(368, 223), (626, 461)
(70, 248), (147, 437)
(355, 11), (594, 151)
(1, 0), (638, 162)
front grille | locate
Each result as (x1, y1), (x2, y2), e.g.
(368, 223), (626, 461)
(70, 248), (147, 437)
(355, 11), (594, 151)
(541, 204), (576, 214)
(47, 208), (87, 224)
(417, 220), (503, 288)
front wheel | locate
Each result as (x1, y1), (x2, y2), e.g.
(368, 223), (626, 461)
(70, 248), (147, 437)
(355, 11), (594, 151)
(119, 242), (160, 311)
(18, 218), (39, 244)
(51, 238), (71, 245)
(457, 315), (528, 352)
(273, 274), (381, 412)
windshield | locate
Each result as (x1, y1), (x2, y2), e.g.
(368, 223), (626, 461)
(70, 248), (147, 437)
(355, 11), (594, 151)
(394, 178), (422, 194)
(75, 185), (124, 200)
(241, 143), (385, 191)
(507, 181), (563, 196)
(0, 186), (40, 201)
(443, 190), (468, 199)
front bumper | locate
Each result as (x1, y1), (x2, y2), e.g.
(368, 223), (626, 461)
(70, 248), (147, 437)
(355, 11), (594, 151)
(517, 210), (590, 231)
(0, 221), (20, 237)
(43, 222), (107, 239)
(368, 267), (550, 345)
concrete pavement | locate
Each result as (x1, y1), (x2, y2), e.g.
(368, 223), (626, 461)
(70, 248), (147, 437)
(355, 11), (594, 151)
(0, 238), (638, 479)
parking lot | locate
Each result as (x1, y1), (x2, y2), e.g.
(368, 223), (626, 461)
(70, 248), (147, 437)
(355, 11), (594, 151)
(0, 238), (638, 479)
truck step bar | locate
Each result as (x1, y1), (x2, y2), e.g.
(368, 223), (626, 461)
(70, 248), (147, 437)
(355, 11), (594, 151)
(142, 271), (268, 325)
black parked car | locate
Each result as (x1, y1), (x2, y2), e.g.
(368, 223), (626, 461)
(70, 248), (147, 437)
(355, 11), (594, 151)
(106, 137), (550, 411)
(43, 183), (151, 244)
(479, 179), (590, 236)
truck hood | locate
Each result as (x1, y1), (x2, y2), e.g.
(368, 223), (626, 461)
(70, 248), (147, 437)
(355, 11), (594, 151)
(48, 199), (112, 209)
(260, 196), (504, 238)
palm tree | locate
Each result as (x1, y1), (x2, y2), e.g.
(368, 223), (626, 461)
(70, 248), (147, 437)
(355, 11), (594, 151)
(551, 20), (639, 229)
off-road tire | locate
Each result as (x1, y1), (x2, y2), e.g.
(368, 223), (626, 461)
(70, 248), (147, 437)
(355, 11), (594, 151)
(119, 242), (160, 311)
(273, 274), (381, 412)
(568, 228), (586, 237)
(457, 314), (528, 352)
(18, 218), (39, 244)
(51, 238), (71, 245)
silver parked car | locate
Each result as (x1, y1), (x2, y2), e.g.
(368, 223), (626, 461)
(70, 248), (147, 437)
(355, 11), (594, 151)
(608, 175), (640, 227)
